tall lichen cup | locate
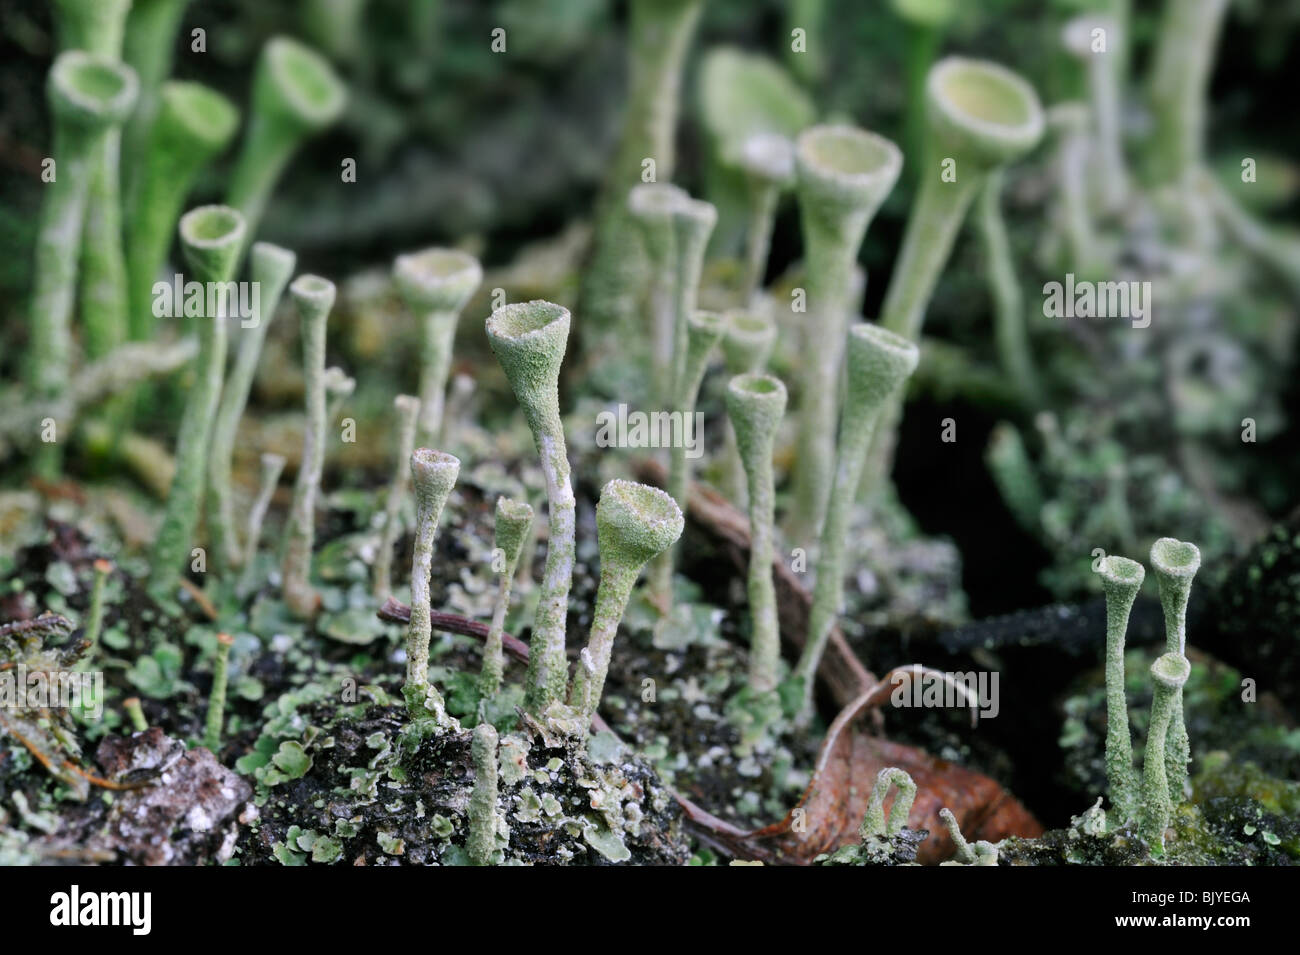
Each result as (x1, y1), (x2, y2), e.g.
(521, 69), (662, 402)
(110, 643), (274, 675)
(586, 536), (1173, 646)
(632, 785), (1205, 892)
(569, 480), (684, 730)
(148, 205), (246, 601)
(793, 323), (919, 723)
(485, 301), (575, 712)
(126, 81), (240, 340)
(373, 394), (423, 600)
(725, 373), (787, 696)
(789, 125), (902, 540)
(865, 57), (1043, 492)
(208, 241), (296, 574)
(736, 132), (796, 307)
(393, 247), (482, 446)
(28, 52), (138, 477)
(226, 36), (346, 245)
(280, 274), (336, 618)
(1095, 554), (1144, 824)
(628, 183), (687, 409)
(404, 447), (461, 723)
(1150, 537), (1200, 802)
(1140, 651), (1191, 857)
(720, 310), (777, 505)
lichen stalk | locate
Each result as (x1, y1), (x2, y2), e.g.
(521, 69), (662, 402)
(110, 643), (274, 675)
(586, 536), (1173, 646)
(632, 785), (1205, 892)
(789, 125), (902, 539)
(627, 183), (686, 409)
(403, 448), (460, 723)
(977, 169), (1041, 403)
(1139, 652), (1190, 856)
(793, 324), (919, 723)
(83, 559), (113, 654)
(123, 696), (148, 733)
(373, 395), (423, 600)
(479, 498), (535, 700)
(208, 242), (296, 574)
(649, 310), (725, 612)
(939, 807), (999, 865)
(467, 723), (500, 865)
(737, 133), (795, 307)
(28, 52), (138, 477)
(281, 274), (336, 618)
(485, 302), (576, 712)
(203, 632), (233, 753)
(148, 205), (246, 601)
(578, 0), (703, 336)
(393, 248), (482, 446)
(225, 36), (346, 247)
(126, 81), (240, 341)
(569, 481), (684, 730)
(238, 452), (285, 598)
(668, 198), (717, 394)
(1150, 537), (1200, 803)
(720, 311), (777, 506)
(725, 373), (787, 695)
(1062, 14), (1127, 213)
(1146, 0), (1230, 186)
(860, 767), (917, 839)
(1095, 554), (1144, 824)
(122, 0), (193, 181)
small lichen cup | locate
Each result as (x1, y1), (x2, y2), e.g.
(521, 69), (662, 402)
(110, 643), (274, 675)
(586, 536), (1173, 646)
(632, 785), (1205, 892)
(1150, 537), (1201, 800)
(1140, 651), (1191, 856)
(569, 480), (684, 730)
(394, 247), (482, 445)
(1095, 554), (1145, 823)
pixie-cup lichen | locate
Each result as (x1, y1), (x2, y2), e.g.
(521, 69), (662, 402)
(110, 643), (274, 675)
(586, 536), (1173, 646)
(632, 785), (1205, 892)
(1150, 537), (1200, 802)
(569, 480), (684, 731)
(736, 132), (796, 307)
(1140, 651), (1191, 856)
(238, 452), (285, 598)
(226, 36), (346, 246)
(148, 205), (246, 601)
(479, 497), (535, 701)
(281, 274), (337, 618)
(28, 51), (138, 477)
(719, 310), (777, 505)
(650, 309), (726, 613)
(203, 632), (234, 753)
(725, 373), (787, 697)
(485, 301), (576, 712)
(126, 81), (240, 341)
(122, 0), (194, 178)
(467, 722), (502, 865)
(404, 448), (461, 724)
(1094, 554), (1144, 823)
(208, 242), (296, 575)
(793, 323), (919, 723)
(373, 394), (423, 600)
(789, 124), (902, 539)
(627, 183), (688, 408)
(865, 56), (1043, 491)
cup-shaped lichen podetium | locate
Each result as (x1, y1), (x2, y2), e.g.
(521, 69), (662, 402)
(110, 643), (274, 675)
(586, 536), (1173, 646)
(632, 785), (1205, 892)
(280, 274), (336, 619)
(1095, 554), (1145, 824)
(208, 242), (296, 575)
(725, 373), (787, 695)
(486, 301), (575, 711)
(393, 247), (482, 446)
(126, 81), (240, 340)
(737, 132), (796, 307)
(1061, 14), (1126, 214)
(226, 36), (346, 245)
(649, 310), (726, 613)
(668, 198), (718, 398)
(404, 448), (461, 723)
(570, 481), (684, 730)
(28, 52), (138, 476)
(1150, 536), (1200, 802)
(238, 452), (286, 598)
(793, 324), (919, 723)
(720, 310), (777, 505)
(866, 57), (1043, 492)
(122, 0), (194, 171)
(148, 205), (246, 601)
(479, 497), (535, 700)
(467, 722), (501, 865)
(628, 183), (687, 409)
(373, 395), (423, 600)
(1140, 651), (1191, 857)
(789, 125), (902, 540)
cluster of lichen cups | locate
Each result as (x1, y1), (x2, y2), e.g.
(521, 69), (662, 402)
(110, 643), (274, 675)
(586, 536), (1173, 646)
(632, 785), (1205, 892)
(1094, 537), (1202, 858)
